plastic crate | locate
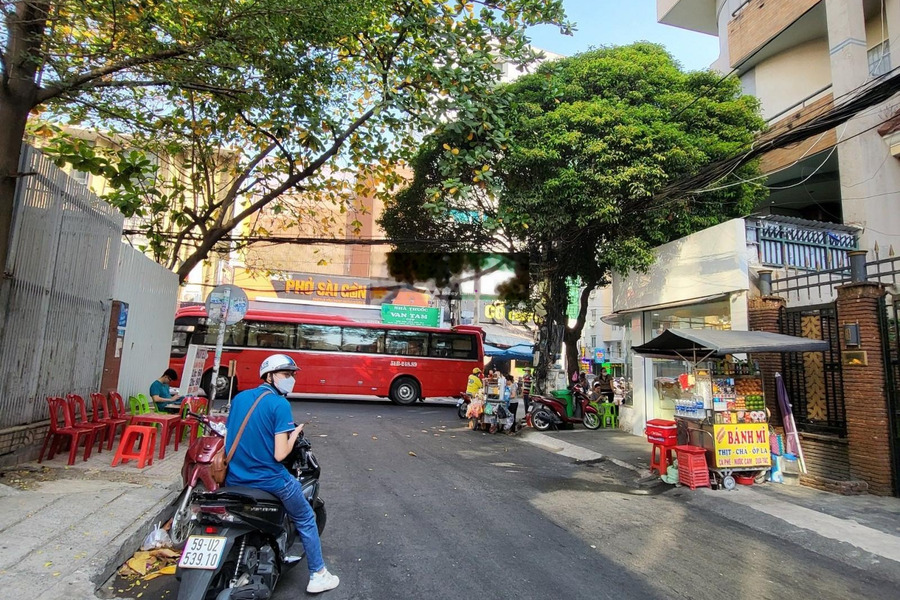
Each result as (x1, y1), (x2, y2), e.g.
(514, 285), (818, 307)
(674, 445), (710, 490)
(645, 419), (677, 446)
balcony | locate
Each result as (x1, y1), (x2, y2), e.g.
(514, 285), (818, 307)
(728, 0), (823, 69)
(657, 0), (718, 36)
(746, 215), (859, 272)
(759, 88), (835, 174)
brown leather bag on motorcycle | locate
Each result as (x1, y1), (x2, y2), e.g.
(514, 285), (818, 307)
(210, 391), (271, 485)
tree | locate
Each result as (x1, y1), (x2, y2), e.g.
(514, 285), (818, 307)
(2, 0), (570, 280)
(381, 43), (767, 390)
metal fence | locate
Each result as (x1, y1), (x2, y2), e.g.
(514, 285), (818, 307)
(113, 244), (178, 399)
(0, 146), (124, 429)
(772, 255), (900, 306)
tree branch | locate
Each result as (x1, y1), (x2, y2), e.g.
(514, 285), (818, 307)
(35, 46), (196, 104)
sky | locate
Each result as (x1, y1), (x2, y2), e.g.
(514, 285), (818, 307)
(526, 0), (720, 72)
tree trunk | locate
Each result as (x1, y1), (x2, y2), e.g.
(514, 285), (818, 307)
(1, 0), (51, 273)
(533, 274), (567, 395)
(0, 95), (30, 275)
(564, 284), (593, 385)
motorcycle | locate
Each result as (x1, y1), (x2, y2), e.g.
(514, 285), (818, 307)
(456, 392), (472, 419)
(529, 385), (601, 431)
(175, 430), (326, 600)
(169, 411), (228, 548)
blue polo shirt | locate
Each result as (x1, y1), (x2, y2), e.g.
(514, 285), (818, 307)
(224, 384), (295, 492)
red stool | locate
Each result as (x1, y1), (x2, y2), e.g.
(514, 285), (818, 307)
(111, 425), (157, 468)
(650, 443), (674, 475)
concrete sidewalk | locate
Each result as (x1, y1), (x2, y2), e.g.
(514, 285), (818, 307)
(0, 444), (184, 600)
(519, 427), (900, 581)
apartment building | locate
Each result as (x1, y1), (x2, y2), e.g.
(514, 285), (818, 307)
(601, 0), (900, 494)
(659, 0), (900, 256)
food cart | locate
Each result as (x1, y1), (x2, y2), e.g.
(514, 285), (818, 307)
(633, 329), (828, 490)
(468, 379), (515, 433)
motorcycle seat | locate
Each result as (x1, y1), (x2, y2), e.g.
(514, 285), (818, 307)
(206, 486), (279, 503)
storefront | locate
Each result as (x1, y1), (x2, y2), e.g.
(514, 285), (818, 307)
(606, 219), (755, 435)
(633, 328), (827, 490)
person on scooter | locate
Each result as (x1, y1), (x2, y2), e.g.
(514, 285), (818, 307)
(224, 353), (339, 594)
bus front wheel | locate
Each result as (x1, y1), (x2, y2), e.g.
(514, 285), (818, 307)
(390, 377), (420, 406)
(201, 368), (236, 401)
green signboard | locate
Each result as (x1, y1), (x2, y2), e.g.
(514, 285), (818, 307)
(381, 304), (441, 327)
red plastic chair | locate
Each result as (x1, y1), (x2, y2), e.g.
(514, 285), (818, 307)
(174, 396), (208, 451)
(91, 392), (129, 450)
(66, 393), (107, 453)
(38, 397), (96, 465)
(111, 425), (157, 469)
(108, 391), (132, 426)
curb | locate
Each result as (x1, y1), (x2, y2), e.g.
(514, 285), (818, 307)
(91, 481), (181, 590)
(518, 430), (653, 478)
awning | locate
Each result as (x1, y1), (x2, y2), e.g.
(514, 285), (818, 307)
(632, 329), (829, 361)
(601, 292), (731, 326)
(478, 322), (534, 347)
(484, 343), (533, 361)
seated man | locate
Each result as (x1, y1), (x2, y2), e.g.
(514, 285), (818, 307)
(150, 368), (183, 412)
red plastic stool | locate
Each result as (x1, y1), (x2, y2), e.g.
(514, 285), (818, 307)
(111, 425), (157, 469)
(650, 443), (674, 475)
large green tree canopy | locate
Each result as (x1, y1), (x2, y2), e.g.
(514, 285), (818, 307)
(382, 43), (766, 384)
(2, 0), (570, 280)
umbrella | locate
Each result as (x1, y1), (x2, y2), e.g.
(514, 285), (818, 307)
(775, 372), (807, 474)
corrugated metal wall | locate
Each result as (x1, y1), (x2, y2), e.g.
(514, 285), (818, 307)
(0, 146), (124, 428)
(113, 244), (178, 399)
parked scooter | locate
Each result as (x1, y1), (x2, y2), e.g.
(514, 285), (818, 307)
(175, 430), (326, 600)
(456, 392), (472, 419)
(529, 385), (601, 431)
(170, 411), (228, 548)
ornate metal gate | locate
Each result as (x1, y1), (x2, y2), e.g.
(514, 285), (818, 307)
(779, 304), (846, 436)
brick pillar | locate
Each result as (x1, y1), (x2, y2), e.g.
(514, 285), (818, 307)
(748, 295), (786, 426)
(836, 282), (894, 496)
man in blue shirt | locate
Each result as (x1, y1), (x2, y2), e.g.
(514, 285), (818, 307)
(150, 368), (181, 411)
(225, 354), (339, 594)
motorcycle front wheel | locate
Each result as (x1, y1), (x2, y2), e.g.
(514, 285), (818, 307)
(314, 501), (327, 535)
(457, 403), (468, 419)
(170, 483), (203, 548)
(583, 412), (601, 430)
(531, 408), (554, 431)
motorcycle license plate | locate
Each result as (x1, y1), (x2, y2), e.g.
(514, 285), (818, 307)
(178, 536), (227, 570)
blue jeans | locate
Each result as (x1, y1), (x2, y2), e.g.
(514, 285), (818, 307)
(273, 478), (325, 574)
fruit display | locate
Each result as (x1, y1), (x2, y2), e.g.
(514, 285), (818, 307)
(735, 377), (762, 395)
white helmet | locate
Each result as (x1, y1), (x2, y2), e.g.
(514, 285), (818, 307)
(259, 354), (299, 379)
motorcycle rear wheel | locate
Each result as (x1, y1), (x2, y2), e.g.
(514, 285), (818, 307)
(531, 408), (553, 431)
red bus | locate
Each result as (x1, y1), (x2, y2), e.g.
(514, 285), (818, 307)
(169, 305), (484, 404)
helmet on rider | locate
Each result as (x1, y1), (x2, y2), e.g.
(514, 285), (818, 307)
(259, 354), (300, 379)
(472, 368), (481, 374)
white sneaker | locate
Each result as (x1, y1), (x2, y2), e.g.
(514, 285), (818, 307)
(307, 568), (340, 593)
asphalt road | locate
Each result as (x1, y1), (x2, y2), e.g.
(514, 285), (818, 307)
(116, 398), (899, 599)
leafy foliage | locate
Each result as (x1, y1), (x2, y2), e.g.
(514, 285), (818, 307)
(4, 0), (570, 280)
(382, 43), (766, 385)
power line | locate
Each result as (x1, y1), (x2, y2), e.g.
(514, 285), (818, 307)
(655, 69), (900, 201)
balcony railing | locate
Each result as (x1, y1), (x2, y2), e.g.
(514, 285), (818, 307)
(746, 216), (859, 271)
